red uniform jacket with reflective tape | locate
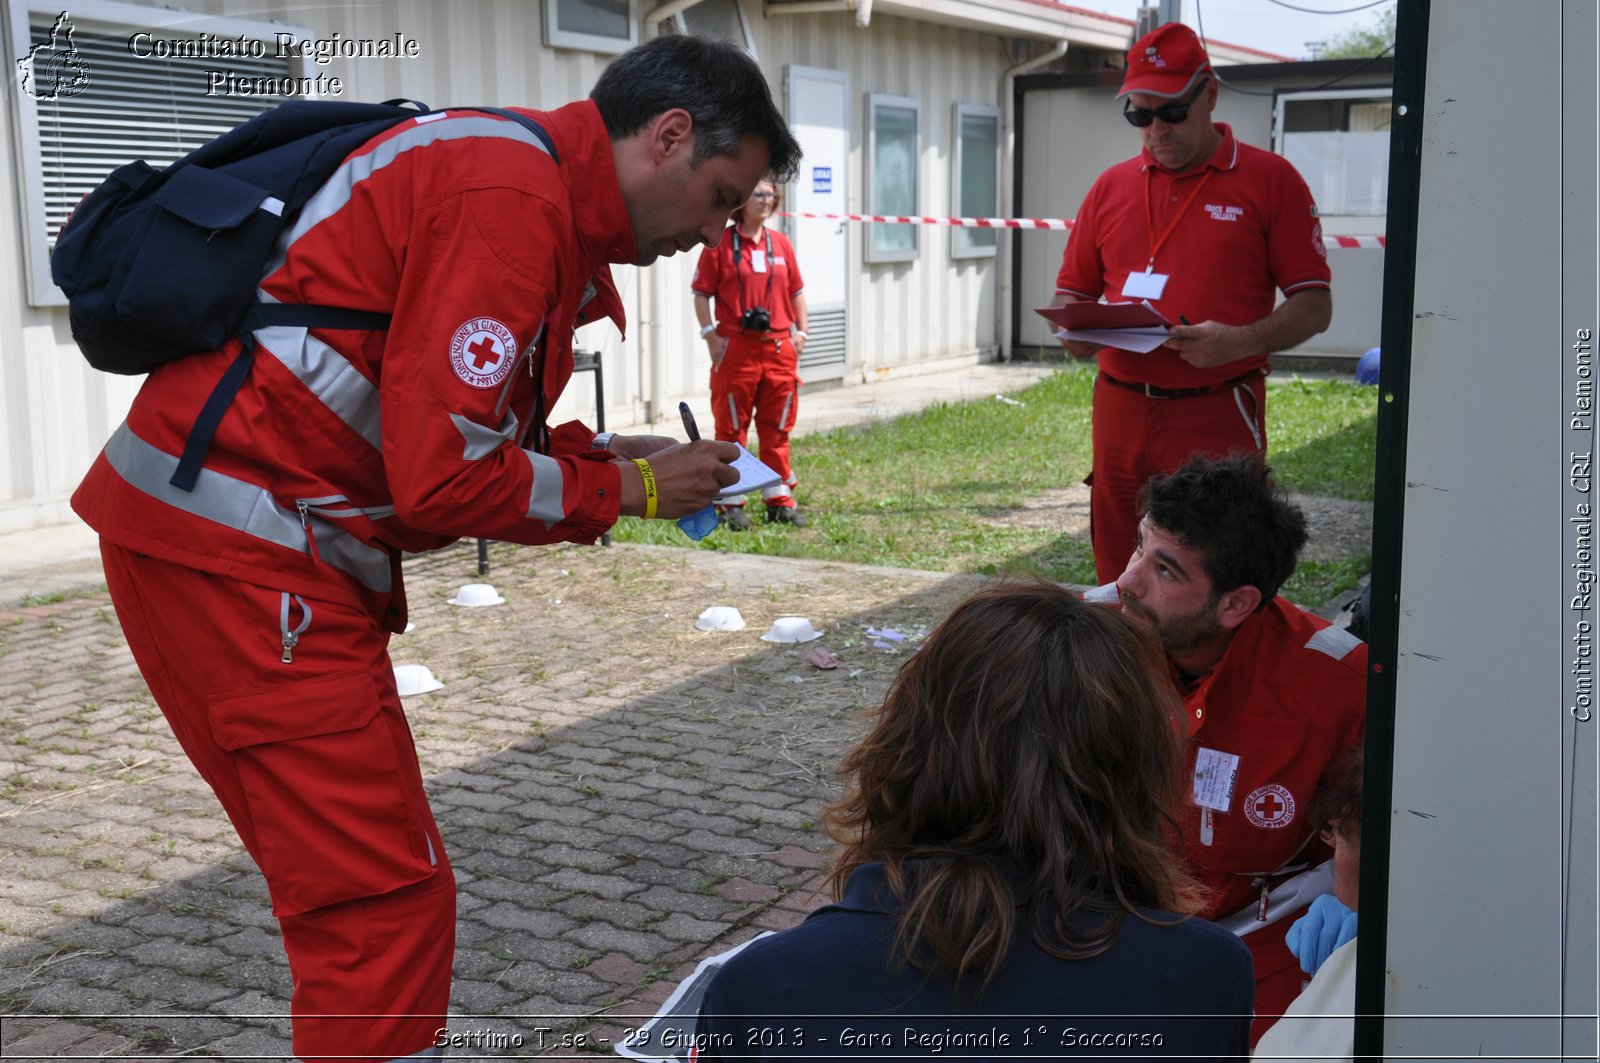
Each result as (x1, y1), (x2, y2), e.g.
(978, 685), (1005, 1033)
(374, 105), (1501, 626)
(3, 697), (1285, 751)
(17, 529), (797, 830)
(74, 101), (632, 621)
(1179, 596), (1366, 999)
(1178, 597), (1366, 919)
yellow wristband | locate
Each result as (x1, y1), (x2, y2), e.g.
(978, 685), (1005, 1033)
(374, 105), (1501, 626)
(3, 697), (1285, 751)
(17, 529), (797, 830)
(632, 457), (658, 520)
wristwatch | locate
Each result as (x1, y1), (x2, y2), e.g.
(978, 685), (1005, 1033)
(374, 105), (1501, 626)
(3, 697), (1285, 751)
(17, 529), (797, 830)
(700, 323), (717, 338)
(591, 432), (615, 450)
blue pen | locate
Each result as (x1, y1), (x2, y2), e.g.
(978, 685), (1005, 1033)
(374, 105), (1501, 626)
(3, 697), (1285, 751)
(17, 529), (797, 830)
(679, 400), (701, 441)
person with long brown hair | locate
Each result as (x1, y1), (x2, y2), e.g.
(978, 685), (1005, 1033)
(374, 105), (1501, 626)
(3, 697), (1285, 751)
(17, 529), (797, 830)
(694, 581), (1252, 1059)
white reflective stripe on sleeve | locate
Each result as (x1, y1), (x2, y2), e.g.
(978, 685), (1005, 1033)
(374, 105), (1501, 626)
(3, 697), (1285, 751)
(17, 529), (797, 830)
(253, 325), (382, 450)
(263, 115), (555, 280)
(450, 410), (522, 461)
(521, 449), (567, 527)
(1305, 624), (1362, 661)
(103, 423), (392, 592)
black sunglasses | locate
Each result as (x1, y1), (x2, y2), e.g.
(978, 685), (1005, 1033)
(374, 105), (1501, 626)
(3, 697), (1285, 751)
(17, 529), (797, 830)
(1123, 77), (1210, 128)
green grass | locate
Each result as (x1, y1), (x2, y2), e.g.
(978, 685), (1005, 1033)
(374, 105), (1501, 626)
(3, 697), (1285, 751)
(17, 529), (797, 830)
(13, 585), (107, 608)
(609, 364), (1377, 602)
(1263, 376), (1380, 502)
(1286, 553), (1373, 611)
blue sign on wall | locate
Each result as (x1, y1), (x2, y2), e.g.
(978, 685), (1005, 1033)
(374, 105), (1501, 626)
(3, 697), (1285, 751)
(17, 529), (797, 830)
(812, 166), (833, 195)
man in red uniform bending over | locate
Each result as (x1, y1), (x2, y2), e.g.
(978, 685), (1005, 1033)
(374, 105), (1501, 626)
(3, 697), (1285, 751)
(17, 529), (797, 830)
(1053, 21), (1333, 584)
(71, 36), (799, 1063)
(1085, 454), (1365, 1044)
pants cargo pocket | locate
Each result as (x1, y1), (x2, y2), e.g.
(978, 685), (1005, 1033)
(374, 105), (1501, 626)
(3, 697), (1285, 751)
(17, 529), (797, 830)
(210, 669), (438, 918)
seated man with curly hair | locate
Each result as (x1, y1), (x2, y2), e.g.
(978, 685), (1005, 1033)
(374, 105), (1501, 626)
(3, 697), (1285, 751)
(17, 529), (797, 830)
(1092, 453), (1367, 1043)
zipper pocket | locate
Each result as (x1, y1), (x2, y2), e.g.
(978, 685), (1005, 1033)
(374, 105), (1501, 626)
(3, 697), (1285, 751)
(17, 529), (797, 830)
(279, 592), (312, 664)
(295, 494), (398, 566)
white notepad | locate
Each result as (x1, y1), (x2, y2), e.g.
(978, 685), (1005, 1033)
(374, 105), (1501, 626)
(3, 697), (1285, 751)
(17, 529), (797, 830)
(715, 445), (782, 500)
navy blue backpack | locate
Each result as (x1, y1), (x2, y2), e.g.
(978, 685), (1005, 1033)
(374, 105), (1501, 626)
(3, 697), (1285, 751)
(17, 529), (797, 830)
(52, 99), (555, 490)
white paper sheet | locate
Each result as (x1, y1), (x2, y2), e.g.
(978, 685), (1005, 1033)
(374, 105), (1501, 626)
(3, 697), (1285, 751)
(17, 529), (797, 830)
(1054, 326), (1172, 354)
(715, 445), (782, 499)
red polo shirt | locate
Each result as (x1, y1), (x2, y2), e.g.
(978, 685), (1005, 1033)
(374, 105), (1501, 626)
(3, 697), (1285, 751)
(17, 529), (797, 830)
(1056, 123), (1330, 389)
(691, 224), (805, 333)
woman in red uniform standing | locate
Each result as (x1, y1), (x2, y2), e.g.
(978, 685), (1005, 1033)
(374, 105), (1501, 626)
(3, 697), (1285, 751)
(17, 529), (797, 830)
(692, 175), (809, 529)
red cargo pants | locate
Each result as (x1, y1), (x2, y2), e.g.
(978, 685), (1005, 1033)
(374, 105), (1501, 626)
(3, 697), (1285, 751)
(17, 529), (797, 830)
(1089, 372), (1268, 584)
(101, 544), (454, 1063)
(710, 330), (800, 505)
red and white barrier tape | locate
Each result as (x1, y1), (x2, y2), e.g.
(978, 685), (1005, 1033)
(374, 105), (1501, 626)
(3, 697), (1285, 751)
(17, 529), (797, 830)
(1322, 234), (1387, 249)
(780, 211), (1386, 248)
(783, 211), (1071, 230)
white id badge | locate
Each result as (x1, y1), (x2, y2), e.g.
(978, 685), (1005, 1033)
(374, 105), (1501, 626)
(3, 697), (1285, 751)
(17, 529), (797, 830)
(1122, 269), (1168, 300)
(1192, 747), (1240, 814)
(751, 250), (768, 273)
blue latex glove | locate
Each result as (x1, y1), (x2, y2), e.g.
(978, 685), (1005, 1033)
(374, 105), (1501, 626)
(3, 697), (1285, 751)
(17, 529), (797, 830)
(677, 505), (718, 541)
(1285, 893), (1358, 977)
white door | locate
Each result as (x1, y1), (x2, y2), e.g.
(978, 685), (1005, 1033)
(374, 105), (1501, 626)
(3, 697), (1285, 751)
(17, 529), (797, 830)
(785, 65), (849, 383)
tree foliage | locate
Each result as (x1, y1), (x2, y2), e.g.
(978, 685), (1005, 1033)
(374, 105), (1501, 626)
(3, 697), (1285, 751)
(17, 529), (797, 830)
(1318, 4), (1396, 60)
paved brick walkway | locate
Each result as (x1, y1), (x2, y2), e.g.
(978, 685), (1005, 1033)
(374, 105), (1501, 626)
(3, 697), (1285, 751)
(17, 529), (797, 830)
(0, 539), (987, 1060)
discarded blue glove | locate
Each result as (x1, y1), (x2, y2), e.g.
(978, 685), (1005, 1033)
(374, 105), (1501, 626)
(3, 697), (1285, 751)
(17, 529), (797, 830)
(1286, 893), (1358, 977)
(677, 504), (718, 541)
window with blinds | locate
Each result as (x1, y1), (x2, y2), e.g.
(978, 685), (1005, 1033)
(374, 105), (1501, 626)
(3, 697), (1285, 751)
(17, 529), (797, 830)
(1273, 88), (1393, 218)
(952, 103), (999, 260)
(866, 93), (920, 264)
(11, 3), (309, 306)
(661, 0), (755, 57)
(545, 0), (637, 53)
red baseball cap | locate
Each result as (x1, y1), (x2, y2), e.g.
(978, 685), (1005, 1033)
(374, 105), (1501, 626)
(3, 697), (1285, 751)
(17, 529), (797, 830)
(1118, 22), (1212, 99)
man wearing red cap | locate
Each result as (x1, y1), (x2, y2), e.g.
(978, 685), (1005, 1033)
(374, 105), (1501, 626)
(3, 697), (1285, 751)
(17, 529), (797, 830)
(1052, 21), (1333, 585)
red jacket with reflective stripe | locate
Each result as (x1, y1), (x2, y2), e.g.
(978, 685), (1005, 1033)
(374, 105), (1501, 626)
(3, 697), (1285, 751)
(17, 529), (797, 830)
(1178, 596), (1366, 996)
(74, 101), (631, 618)
(1179, 597), (1366, 916)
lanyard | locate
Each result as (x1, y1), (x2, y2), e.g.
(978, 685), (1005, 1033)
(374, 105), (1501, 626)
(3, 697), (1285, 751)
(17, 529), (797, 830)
(1142, 165), (1215, 271)
(730, 227), (775, 315)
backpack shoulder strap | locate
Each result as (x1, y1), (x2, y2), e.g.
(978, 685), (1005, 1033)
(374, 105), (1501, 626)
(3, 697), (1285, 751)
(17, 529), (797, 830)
(461, 107), (560, 164)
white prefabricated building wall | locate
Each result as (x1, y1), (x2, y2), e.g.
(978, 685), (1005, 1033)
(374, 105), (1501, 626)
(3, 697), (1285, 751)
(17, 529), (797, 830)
(1364, 0), (1596, 1057)
(1, 0), (1011, 530)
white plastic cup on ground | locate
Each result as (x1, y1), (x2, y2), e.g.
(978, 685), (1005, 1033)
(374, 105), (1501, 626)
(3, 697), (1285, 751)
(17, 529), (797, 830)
(448, 583), (506, 607)
(393, 663), (445, 696)
(761, 616), (824, 643)
(695, 606), (747, 631)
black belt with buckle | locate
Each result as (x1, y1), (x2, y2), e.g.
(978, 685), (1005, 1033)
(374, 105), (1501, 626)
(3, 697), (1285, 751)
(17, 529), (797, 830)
(1098, 367), (1265, 400)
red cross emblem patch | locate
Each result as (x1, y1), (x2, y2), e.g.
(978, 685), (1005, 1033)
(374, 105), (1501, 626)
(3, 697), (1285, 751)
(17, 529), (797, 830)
(1242, 784), (1296, 830)
(449, 317), (518, 389)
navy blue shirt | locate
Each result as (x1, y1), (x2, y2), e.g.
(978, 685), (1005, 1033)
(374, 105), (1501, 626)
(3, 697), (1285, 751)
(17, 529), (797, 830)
(695, 861), (1253, 1060)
